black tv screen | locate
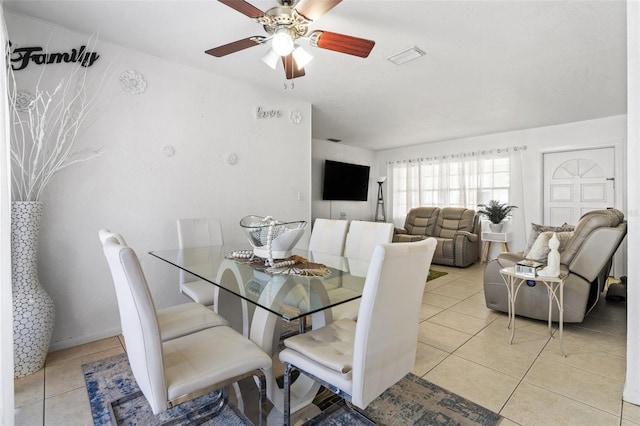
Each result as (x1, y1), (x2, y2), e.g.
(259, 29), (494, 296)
(322, 160), (370, 201)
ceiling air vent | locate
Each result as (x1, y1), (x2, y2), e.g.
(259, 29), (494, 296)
(386, 46), (426, 65)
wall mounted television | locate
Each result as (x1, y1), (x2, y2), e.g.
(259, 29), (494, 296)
(322, 160), (370, 201)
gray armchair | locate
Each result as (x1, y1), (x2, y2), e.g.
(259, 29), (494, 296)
(484, 209), (627, 323)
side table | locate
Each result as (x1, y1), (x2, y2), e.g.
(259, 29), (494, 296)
(499, 267), (568, 357)
(481, 231), (511, 262)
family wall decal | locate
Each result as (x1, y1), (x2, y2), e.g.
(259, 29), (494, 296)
(9, 42), (100, 71)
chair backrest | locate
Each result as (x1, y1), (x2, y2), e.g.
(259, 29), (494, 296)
(308, 218), (349, 255)
(433, 207), (478, 238)
(344, 221), (394, 261)
(403, 207), (441, 236)
(177, 218), (223, 249)
(560, 209), (627, 282)
(98, 229), (127, 246)
(100, 232), (167, 413)
(351, 238), (437, 408)
(176, 218), (223, 284)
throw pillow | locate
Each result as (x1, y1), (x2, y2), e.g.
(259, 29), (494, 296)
(525, 231), (575, 262)
(523, 223), (575, 257)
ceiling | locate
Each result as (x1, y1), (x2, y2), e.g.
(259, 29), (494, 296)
(3, 0), (628, 151)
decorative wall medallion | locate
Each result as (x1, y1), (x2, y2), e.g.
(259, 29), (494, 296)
(226, 153), (238, 165)
(14, 90), (35, 113)
(163, 146), (176, 157)
(290, 110), (302, 124)
(119, 70), (147, 95)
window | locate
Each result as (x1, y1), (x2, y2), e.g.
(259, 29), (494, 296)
(478, 156), (510, 204)
(389, 153), (510, 225)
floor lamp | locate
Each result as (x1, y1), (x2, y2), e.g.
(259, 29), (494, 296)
(375, 177), (386, 222)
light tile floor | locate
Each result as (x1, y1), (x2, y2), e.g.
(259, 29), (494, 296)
(14, 262), (638, 425)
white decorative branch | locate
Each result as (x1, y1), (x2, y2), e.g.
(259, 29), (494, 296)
(7, 37), (107, 202)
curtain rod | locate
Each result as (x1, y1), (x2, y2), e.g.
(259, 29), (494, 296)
(387, 145), (527, 165)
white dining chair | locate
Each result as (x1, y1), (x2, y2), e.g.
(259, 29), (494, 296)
(279, 238), (437, 425)
(343, 220), (394, 261)
(279, 218), (349, 334)
(308, 218), (349, 255)
(176, 218), (223, 308)
(98, 229), (228, 341)
(332, 220), (394, 321)
(101, 233), (272, 423)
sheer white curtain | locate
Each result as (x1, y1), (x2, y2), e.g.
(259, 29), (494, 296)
(507, 147), (527, 249)
(389, 148), (517, 227)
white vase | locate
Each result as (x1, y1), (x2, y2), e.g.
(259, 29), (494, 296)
(12, 201), (55, 378)
(489, 222), (504, 232)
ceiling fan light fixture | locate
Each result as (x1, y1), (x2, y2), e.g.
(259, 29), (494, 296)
(272, 29), (294, 56)
(292, 45), (313, 69)
(261, 48), (280, 69)
(208, 1), (377, 79)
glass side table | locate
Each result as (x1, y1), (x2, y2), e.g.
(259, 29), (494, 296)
(499, 266), (568, 357)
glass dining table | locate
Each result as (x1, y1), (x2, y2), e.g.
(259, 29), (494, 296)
(149, 244), (368, 421)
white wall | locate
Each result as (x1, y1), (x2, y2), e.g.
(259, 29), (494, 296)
(624, 0), (640, 406)
(312, 139), (379, 222)
(1, 9), (15, 425)
(6, 13), (312, 350)
(376, 115), (627, 257)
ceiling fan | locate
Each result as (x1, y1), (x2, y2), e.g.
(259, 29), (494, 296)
(205, 0), (375, 79)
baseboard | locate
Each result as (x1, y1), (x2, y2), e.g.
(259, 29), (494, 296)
(48, 327), (121, 352)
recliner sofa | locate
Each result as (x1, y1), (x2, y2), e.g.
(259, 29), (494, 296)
(393, 207), (480, 267)
(483, 209), (627, 323)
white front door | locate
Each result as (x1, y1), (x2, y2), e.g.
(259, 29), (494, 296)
(543, 147), (616, 225)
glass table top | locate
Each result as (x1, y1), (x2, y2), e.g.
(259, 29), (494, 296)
(149, 245), (368, 322)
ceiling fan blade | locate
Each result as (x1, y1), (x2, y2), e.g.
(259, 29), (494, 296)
(282, 54), (306, 80)
(218, 0), (266, 20)
(294, 0), (342, 22)
(309, 30), (375, 58)
(205, 37), (266, 57)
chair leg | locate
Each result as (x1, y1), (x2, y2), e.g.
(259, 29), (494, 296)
(283, 363), (293, 426)
(258, 373), (267, 426)
(345, 400), (377, 425)
(231, 382), (244, 412)
(298, 316), (307, 334)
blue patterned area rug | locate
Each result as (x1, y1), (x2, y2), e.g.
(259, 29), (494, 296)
(82, 353), (251, 425)
(305, 374), (502, 426)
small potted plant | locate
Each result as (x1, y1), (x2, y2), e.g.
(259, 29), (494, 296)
(477, 200), (517, 232)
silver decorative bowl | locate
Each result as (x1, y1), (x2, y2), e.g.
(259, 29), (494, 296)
(240, 215), (307, 259)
